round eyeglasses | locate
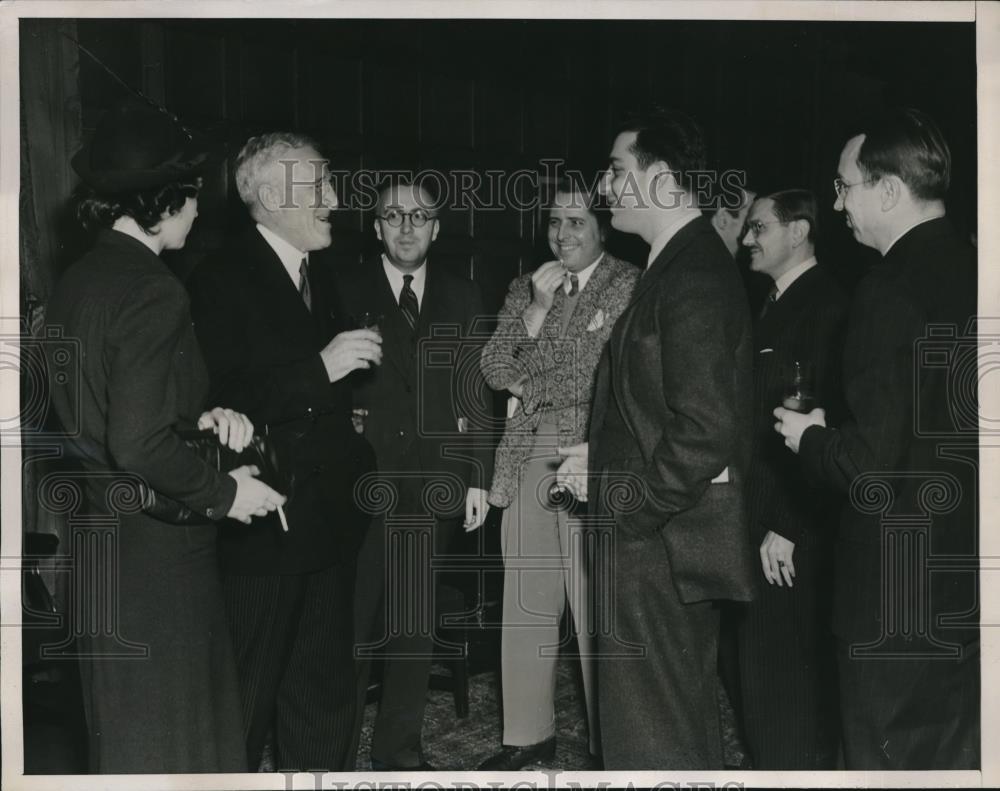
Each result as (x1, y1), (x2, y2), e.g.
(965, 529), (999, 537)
(379, 208), (435, 228)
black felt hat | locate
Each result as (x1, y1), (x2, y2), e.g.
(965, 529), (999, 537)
(71, 102), (214, 194)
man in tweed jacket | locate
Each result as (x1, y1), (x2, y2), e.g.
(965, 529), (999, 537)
(477, 184), (638, 770)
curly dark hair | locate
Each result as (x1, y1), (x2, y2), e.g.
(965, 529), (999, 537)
(76, 178), (202, 234)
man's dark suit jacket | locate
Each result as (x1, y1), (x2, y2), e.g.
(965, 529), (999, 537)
(589, 215), (755, 768)
(797, 216), (978, 770)
(591, 216), (755, 604)
(799, 217), (977, 646)
(187, 228), (375, 575)
(749, 264), (848, 549)
(739, 263), (848, 769)
(334, 257), (494, 510)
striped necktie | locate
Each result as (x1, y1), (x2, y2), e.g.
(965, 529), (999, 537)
(298, 257), (312, 312)
(399, 274), (419, 331)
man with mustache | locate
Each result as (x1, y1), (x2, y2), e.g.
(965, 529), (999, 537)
(774, 108), (979, 769)
(738, 189), (846, 769)
(188, 132), (380, 771)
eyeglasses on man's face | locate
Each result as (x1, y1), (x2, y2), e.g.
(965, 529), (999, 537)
(379, 208), (435, 228)
(833, 177), (869, 199)
(744, 219), (782, 238)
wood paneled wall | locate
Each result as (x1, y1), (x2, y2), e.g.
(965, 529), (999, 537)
(33, 18), (977, 312)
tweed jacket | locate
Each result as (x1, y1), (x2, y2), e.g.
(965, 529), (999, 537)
(482, 253), (638, 507)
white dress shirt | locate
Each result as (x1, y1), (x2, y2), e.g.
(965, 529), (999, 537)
(646, 210), (702, 268)
(565, 252), (604, 292)
(382, 254), (427, 309)
(773, 256), (818, 300)
(256, 223), (307, 287)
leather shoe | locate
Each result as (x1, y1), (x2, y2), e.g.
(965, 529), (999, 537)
(477, 737), (556, 770)
(370, 758), (436, 771)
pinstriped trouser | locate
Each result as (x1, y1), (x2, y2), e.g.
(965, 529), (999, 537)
(223, 564), (357, 771)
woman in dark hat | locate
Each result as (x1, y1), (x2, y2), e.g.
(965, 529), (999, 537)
(45, 102), (285, 773)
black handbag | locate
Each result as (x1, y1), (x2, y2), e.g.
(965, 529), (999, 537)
(140, 429), (292, 525)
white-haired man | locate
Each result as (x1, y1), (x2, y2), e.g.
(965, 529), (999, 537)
(188, 132), (381, 771)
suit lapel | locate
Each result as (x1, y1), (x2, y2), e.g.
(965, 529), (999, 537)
(369, 260), (412, 380)
(246, 230), (316, 340)
(757, 265), (822, 342)
(416, 262), (442, 340)
(606, 220), (710, 443)
(626, 216), (708, 308)
(563, 254), (618, 338)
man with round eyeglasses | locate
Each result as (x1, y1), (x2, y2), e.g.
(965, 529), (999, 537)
(338, 178), (494, 771)
(774, 108), (979, 770)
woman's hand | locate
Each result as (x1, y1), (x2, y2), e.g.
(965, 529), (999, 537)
(198, 407), (254, 453)
(226, 465), (286, 524)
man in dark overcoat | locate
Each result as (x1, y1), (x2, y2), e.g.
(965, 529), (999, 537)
(775, 108), (979, 770)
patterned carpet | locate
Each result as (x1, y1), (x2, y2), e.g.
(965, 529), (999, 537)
(353, 655), (747, 771)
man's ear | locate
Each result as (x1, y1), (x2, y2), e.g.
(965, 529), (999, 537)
(374, 218), (383, 242)
(711, 209), (728, 232)
(880, 175), (903, 212)
(430, 218), (440, 243)
(257, 182), (279, 213)
(648, 161), (680, 207)
(790, 218), (809, 247)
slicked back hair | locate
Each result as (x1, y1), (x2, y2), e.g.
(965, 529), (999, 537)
(855, 108), (951, 202)
(374, 176), (441, 217)
(766, 188), (818, 244)
(616, 106), (707, 193)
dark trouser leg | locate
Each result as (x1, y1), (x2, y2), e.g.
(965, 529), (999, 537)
(369, 511), (459, 767)
(223, 573), (304, 770)
(738, 547), (839, 769)
(273, 561), (359, 771)
(597, 534), (722, 769)
(837, 636), (980, 770)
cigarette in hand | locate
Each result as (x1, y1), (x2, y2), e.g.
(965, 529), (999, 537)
(277, 504), (289, 533)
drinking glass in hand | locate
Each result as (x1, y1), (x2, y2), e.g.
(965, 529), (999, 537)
(782, 360), (816, 413)
(354, 311), (384, 335)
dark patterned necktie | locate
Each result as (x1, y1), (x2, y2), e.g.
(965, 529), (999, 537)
(567, 273), (580, 297)
(298, 257), (312, 312)
(399, 274), (419, 331)
(758, 285), (777, 320)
